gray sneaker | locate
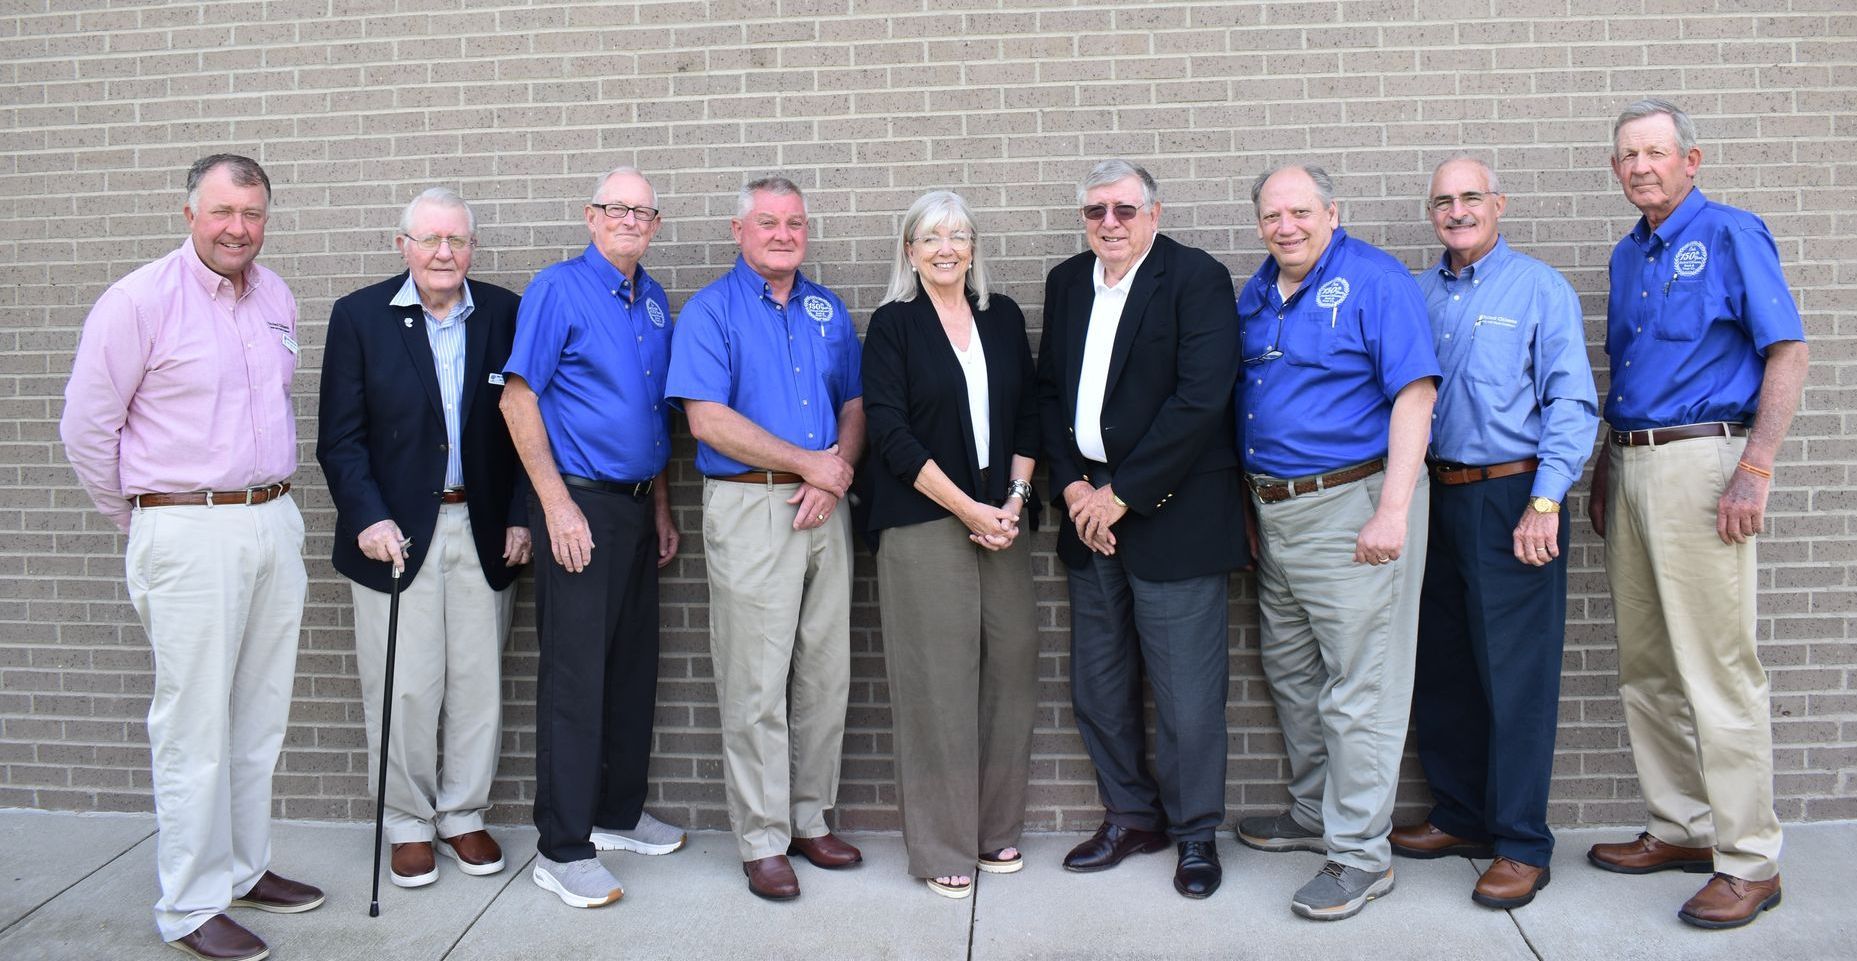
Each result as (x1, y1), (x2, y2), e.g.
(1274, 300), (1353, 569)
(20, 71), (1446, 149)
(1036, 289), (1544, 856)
(590, 811), (687, 856)
(1291, 860), (1395, 921)
(1236, 811), (1325, 853)
(531, 856), (623, 908)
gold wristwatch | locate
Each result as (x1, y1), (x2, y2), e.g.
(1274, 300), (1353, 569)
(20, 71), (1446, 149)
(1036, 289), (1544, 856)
(1529, 496), (1561, 514)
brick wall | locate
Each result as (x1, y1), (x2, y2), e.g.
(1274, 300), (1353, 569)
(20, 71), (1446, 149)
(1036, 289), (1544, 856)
(3, 1), (1853, 832)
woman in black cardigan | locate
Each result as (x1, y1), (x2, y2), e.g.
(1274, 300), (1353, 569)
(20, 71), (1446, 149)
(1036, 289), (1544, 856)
(862, 190), (1041, 900)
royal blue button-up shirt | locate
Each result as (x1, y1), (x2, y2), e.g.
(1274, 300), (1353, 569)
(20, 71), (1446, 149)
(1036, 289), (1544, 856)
(1420, 237), (1598, 503)
(1237, 228), (1441, 478)
(1605, 189), (1804, 431)
(503, 245), (673, 482)
(665, 256), (862, 477)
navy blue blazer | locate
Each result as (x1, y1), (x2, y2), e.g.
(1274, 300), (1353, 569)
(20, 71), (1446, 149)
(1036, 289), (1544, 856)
(316, 273), (527, 594)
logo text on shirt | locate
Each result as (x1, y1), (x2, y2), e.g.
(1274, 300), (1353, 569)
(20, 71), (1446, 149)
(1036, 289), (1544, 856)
(1314, 278), (1350, 308)
(646, 298), (666, 328)
(803, 295), (834, 336)
(1674, 241), (1708, 278)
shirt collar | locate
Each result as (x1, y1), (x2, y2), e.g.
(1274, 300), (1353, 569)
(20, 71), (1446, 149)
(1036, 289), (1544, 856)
(389, 273), (475, 322)
(1091, 239), (1155, 295)
(731, 254), (811, 303)
(1435, 235), (1510, 282)
(1630, 188), (1708, 249)
(179, 238), (258, 296)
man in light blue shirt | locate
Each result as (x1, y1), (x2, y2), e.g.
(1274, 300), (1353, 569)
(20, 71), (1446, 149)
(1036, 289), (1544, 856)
(1390, 157), (1597, 910)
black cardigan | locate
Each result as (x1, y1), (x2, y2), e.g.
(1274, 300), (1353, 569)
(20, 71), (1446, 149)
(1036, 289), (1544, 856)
(858, 288), (1040, 543)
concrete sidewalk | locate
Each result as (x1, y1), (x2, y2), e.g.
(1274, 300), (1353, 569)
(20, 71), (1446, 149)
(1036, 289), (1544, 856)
(0, 810), (1848, 960)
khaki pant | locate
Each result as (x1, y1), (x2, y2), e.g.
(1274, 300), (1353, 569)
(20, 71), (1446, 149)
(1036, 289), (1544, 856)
(1606, 435), (1782, 880)
(876, 516), (1038, 878)
(703, 479), (852, 861)
(126, 496), (306, 942)
(350, 502), (513, 845)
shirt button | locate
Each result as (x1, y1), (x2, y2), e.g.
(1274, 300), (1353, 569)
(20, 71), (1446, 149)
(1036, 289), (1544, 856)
(807, 433), (815, 439)
(1452, 295), (1460, 301)
(1641, 291), (1648, 298)
(1615, 395), (1622, 402)
(637, 335), (643, 342)
(1636, 326), (1642, 332)
(1624, 361), (1631, 367)
(1254, 378), (1262, 385)
(644, 370), (651, 376)
(1647, 257), (1654, 263)
(1246, 413), (1253, 420)
(1443, 333), (1452, 340)
(794, 366), (801, 372)
(1247, 447), (1254, 454)
(801, 399), (809, 406)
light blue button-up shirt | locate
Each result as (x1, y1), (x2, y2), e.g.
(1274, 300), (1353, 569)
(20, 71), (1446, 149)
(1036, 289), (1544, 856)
(1419, 237), (1598, 503)
(391, 275), (475, 489)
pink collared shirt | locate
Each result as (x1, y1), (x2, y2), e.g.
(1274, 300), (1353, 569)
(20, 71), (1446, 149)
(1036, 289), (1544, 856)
(61, 240), (299, 531)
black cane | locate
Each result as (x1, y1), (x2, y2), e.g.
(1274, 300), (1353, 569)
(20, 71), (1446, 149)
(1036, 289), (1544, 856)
(368, 538), (411, 918)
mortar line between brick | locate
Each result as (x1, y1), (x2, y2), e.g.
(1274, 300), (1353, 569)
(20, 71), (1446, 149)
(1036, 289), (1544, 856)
(0, 823), (155, 941)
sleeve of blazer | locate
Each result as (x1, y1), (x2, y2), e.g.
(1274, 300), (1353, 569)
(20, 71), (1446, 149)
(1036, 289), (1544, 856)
(1109, 248), (1239, 515)
(861, 302), (934, 485)
(315, 296), (391, 533)
(1036, 263), (1084, 496)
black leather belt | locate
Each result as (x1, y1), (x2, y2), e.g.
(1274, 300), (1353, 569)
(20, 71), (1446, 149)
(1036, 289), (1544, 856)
(1611, 422), (1746, 447)
(561, 474), (653, 497)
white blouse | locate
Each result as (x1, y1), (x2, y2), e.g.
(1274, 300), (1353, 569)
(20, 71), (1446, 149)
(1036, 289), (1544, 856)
(949, 324), (990, 471)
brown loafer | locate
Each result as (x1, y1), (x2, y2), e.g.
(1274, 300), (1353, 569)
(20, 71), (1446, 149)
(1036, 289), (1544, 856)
(229, 871), (325, 913)
(167, 914), (268, 961)
(390, 841), (438, 888)
(1389, 821), (1495, 860)
(743, 854), (801, 900)
(787, 833), (863, 869)
(1679, 873), (1782, 929)
(438, 830), (506, 876)
(1472, 857), (1550, 909)
(1587, 832), (1713, 875)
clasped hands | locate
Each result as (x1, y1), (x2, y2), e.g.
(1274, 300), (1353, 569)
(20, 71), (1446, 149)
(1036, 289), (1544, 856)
(790, 444), (855, 531)
(1065, 480), (1126, 555)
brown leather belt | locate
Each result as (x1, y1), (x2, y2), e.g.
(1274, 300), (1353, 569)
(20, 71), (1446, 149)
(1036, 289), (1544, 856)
(132, 482), (291, 509)
(711, 470), (803, 485)
(439, 488), (468, 504)
(1429, 457), (1539, 486)
(1612, 422), (1746, 448)
(1250, 460), (1384, 504)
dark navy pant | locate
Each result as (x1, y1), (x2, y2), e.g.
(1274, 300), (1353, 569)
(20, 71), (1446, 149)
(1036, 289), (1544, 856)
(1414, 471), (1568, 867)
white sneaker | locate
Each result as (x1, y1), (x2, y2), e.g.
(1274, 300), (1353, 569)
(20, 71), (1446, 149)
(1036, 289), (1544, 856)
(531, 856), (623, 908)
(590, 812), (687, 855)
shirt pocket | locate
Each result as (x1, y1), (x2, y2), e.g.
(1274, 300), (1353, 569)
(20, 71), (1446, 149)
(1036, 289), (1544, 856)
(1653, 278), (1714, 342)
(1282, 312), (1337, 369)
(1464, 314), (1524, 385)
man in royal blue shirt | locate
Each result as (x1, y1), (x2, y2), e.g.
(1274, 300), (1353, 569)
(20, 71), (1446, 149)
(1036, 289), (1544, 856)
(1234, 163), (1440, 922)
(1583, 99), (1808, 930)
(664, 176), (866, 902)
(500, 166), (685, 909)
(1389, 157), (1598, 910)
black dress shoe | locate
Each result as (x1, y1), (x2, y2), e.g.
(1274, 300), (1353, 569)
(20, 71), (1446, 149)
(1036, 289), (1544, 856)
(1173, 840), (1222, 899)
(1063, 822), (1169, 873)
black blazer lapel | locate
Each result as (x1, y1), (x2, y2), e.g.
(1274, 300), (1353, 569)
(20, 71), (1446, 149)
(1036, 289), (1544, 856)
(1063, 263), (1093, 426)
(1103, 236), (1166, 394)
(460, 280), (489, 427)
(395, 300), (444, 425)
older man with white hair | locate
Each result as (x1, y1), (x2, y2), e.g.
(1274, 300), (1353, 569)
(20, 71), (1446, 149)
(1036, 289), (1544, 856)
(318, 187), (531, 889)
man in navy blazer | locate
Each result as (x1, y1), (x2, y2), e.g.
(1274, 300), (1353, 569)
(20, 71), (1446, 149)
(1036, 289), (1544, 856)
(317, 187), (529, 890)
(1035, 159), (1247, 899)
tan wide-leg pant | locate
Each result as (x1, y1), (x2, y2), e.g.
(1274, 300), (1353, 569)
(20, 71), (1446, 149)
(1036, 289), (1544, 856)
(350, 502), (514, 844)
(703, 478), (852, 862)
(1606, 435), (1783, 880)
(126, 496), (307, 942)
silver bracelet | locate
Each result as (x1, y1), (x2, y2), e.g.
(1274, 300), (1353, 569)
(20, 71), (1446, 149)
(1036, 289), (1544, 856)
(1007, 478), (1034, 502)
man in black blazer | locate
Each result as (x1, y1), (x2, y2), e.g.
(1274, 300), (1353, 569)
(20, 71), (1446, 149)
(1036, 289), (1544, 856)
(317, 187), (529, 890)
(1035, 159), (1247, 899)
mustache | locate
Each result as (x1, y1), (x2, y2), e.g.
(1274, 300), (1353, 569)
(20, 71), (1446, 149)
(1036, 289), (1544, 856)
(1445, 216), (1477, 228)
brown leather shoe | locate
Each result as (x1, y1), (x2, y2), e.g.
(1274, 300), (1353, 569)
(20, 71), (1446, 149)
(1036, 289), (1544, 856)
(438, 830), (506, 876)
(1586, 832), (1713, 875)
(229, 871), (325, 913)
(167, 914), (268, 961)
(743, 854), (801, 900)
(1472, 857), (1551, 909)
(1389, 821), (1495, 860)
(787, 833), (863, 868)
(1679, 873), (1782, 929)
(390, 841), (438, 888)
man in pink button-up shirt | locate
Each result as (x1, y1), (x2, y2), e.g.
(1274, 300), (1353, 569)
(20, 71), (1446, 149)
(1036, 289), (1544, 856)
(61, 154), (323, 961)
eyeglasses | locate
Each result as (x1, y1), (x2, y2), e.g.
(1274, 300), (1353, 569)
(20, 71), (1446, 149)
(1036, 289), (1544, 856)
(402, 234), (475, 251)
(1081, 203), (1145, 223)
(911, 231), (974, 251)
(1427, 192), (1497, 213)
(590, 202), (661, 222)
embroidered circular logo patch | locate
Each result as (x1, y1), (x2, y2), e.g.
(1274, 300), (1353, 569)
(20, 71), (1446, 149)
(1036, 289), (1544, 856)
(1674, 241), (1708, 278)
(1314, 277), (1350, 308)
(645, 298), (666, 328)
(803, 295), (834, 323)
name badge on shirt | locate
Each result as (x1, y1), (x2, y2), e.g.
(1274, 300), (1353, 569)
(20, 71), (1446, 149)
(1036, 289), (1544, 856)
(280, 334), (299, 356)
(487, 372), (505, 386)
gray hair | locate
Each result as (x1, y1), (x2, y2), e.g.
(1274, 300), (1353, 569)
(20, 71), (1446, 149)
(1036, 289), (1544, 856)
(1613, 98), (1698, 156)
(590, 165), (656, 206)
(1429, 154), (1503, 196)
(880, 190), (991, 311)
(1075, 159), (1159, 207)
(736, 175), (807, 219)
(186, 154), (271, 210)
(1250, 163), (1336, 212)
(399, 186), (475, 236)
